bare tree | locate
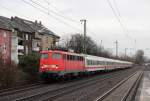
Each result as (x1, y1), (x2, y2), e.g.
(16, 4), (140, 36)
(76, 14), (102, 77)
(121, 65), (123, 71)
(135, 50), (145, 64)
(65, 33), (113, 58)
(67, 34), (96, 54)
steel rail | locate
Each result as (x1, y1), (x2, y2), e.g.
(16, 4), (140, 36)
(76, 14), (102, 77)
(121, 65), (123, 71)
(15, 69), (133, 101)
(121, 71), (143, 101)
(94, 71), (141, 101)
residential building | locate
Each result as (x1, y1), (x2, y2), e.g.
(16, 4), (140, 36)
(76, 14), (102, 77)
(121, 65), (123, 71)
(0, 16), (60, 63)
(14, 17), (60, 51)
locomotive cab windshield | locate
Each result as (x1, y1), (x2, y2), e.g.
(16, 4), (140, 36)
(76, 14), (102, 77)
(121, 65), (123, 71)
(41, 53), (48, 59)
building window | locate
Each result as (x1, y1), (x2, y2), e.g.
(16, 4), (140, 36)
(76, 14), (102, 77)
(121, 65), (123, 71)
(26, 46), (28, 54)
(46, 37), (48, 43)
(26, 34), (28, 40)
(3, 32), (7, 38)
(3, 44), (6, 54)
(0, 45), (1, 53)
(18, 40), (23, 45)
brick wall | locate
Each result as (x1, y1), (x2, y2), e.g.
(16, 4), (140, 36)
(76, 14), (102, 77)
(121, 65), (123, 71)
(0, 29), (11, 62)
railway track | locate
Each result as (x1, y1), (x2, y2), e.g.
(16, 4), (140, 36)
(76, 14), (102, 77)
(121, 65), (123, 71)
(51, 68), (142, 101)
(95, 71), (143, 101)
(0, 67), (141, 101)
(0, 82), (45, 97)
(11, 68), (139, 101)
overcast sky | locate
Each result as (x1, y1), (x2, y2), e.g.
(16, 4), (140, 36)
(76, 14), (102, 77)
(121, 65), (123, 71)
(0, 0), (150, 57)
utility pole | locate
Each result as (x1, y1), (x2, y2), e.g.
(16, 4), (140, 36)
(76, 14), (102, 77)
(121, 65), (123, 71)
(125, 48), (127, 59)
(115, 40), (118, 57)
(100, 40), (102, 49)
(80, 19), (86, 54)
(134, 39), (136, 55)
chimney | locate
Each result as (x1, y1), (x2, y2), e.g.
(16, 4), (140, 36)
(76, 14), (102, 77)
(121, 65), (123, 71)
(11, 16), (14, 21)
(35, 20), (38, 24)
(39, 21), (42, 26)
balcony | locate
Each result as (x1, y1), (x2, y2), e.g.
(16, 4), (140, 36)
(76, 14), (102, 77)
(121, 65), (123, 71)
(17, 45), (24, 50)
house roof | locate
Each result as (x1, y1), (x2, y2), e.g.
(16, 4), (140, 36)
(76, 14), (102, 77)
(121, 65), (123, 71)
(0, 16), (34, 33)
(0, 16), (13, 30)
(11, 17), (34, 33)
(14, 17), (60, 38)
(0, 16), (60, 38)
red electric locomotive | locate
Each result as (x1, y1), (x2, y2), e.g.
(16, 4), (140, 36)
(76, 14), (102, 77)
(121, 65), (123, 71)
(40, 50), (85, 79)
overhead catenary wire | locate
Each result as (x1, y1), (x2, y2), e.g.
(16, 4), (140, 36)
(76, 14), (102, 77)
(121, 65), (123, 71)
(106, 0), (133, 40)
(42, 0), (102, 40)
(0, 1), (64, 35)
(21, 0), (82, 33)
(42, 0), (79, 23)
(112, 0), (137, 52)
(29, 0), (80, 25)
(113, 0), (134, 40)
(40, 0), (100, 38)
(30, 0), (101, 41)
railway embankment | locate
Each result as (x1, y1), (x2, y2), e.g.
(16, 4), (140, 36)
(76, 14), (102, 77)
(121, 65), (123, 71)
(0, 66), (141, 101)
(134, 65), (150, 101)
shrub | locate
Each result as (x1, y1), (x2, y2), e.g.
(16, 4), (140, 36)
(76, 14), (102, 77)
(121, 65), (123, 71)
(0, 56), (21, 88)
(19, 52), (40, 81)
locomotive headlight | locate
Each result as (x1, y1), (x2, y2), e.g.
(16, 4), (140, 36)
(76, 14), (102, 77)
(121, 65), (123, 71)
(42, 65), (58, 68)
(51, 65), (56, 68)
(43, 65), (48, 68)
(51, 65), (58, 69)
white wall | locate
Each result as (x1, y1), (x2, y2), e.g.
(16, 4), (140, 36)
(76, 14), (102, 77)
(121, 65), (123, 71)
(11, 35), (18, 64)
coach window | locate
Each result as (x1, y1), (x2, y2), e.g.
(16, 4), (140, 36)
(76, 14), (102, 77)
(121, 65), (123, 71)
(99, 61), (101, 65)
(52, 53), (61, 59)
(70, 55), (73, 60)
(86, 60), (89, 65)
(78, 56), (81, 61)
(90, 60), (93, 65)
(100, 61), (102, 65)
(81, 57), (84, 61)
(72, 55), (75, 60)
(73, 55), (75, 60)
(63, 54), (67, 60)
(97, 61), (99, 65)
(89, 60), (91, 65)
(71, 55), (75, 60)
(90, 60), (91, 65)
(80, 56), (82, 61)
(74, 56), (77, 60)
(88, 60), (90, 65)
(96, 61), (98, 65)
(92, 60), (94, 65)
(67, 55), (70, 60)
(93, 61), (95, 65)
(73, 56), (76, 61)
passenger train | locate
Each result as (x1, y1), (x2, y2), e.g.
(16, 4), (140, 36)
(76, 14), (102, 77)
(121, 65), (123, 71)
(39, 50), (133, 79)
